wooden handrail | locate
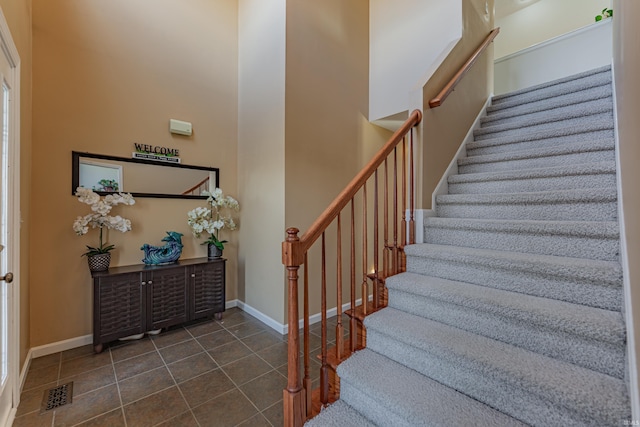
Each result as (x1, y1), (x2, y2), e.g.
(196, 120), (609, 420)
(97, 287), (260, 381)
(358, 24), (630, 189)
(429, 27), (500, 108)
(282, 109), (422, 427)
(286, 109), (422, 262)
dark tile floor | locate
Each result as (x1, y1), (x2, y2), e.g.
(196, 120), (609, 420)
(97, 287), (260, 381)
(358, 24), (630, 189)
(13, 307), (333, 427)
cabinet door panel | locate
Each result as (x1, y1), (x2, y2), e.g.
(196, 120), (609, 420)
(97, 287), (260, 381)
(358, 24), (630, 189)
(148, 268), (189, 329)
(95, 272), (144, 343)
(191, 261), (225, 320)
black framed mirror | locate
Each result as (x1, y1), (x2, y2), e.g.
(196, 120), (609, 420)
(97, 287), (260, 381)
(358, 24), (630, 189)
(72, 151), (219, 199)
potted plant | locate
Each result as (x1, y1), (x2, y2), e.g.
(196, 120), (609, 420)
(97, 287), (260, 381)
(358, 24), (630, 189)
(73, 187), (135, 271)
(595, 8), (613, 21)
(187, 188), (239, 258)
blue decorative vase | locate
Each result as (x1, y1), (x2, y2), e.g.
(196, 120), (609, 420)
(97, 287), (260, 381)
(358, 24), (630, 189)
(141, 231), (184, 265)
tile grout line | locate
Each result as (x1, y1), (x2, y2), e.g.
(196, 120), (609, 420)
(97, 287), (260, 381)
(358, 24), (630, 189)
(110, 346), (129, 427)
(152, 326), (202, 427)
(216, 318), (278, 426)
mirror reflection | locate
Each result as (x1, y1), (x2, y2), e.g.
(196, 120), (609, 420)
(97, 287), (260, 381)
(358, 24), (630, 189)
(72, 151), (219, 199)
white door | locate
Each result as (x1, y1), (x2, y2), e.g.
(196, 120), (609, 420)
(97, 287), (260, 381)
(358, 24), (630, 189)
(0, 7), (20, 425)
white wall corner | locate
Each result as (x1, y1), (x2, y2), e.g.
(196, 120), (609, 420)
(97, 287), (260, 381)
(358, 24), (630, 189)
(611, 65), (640, 419)
(234, 300), (287, 335)
(431, 97), (491, 211)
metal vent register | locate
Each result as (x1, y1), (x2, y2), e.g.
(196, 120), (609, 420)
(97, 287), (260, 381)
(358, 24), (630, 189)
(41, 382), (73, 412)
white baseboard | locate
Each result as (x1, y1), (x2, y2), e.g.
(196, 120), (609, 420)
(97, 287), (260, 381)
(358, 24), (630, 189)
(234, 300), (286, 335)
(30, 334), (93, 359)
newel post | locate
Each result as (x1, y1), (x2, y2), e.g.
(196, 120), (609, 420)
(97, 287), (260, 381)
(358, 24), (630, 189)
(283, 228), (306, 427)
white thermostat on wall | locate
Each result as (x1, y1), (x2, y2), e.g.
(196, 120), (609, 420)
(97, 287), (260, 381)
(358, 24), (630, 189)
(169, 119), (192, 136)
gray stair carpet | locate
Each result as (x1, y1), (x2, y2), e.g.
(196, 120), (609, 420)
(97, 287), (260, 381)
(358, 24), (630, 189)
(306, 65), (630, 426)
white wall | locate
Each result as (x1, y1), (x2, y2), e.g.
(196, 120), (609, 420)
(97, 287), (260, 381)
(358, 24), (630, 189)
(238, 0), (287, 325)
(495, 0), (611, 59)
(369, 0), (462, 122)
(613, 0), (640, 417)
(494, 19), (612, 94)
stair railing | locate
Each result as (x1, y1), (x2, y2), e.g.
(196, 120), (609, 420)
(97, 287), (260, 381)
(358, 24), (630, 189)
(181, 176), (210, 196)
(429, 27), (499, 108)
(282, 109), (422, 427)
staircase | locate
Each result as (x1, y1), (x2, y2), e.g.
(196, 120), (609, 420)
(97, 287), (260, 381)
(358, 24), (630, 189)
(306, 65), (632, 426)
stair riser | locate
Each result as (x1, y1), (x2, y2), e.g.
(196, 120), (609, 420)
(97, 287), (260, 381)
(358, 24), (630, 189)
(481, 98), (613, 129)
(485, 85), (613, 121)
(365, 329), (619, 427)
(338, 380), (413, 427)
(404, 254), (622, 310)
(448, 173), (616, 195)
(424, 227), (619, 261)
(387, 289), (625, 378)
(458, 150), (615, 174)
(474, 112), (613, 142)
(467, 130), (614, 157)
(436, 200), (617, 222)
(491, 70), (611, 108)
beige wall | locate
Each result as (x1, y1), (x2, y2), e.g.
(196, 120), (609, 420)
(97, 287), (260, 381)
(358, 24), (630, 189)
(284, 0), (390, 319)
(237, 0), (287, 324)
(495, 0), (611, 58)
(31, 0), (238, 346)
(0, 0), (32, 367)
(420, 0), (494, 208)
(613, 0), (640, 416)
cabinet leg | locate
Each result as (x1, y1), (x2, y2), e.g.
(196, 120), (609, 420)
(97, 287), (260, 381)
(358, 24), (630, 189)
(94, 343), (103, 354)
(215, 312), (223, 321)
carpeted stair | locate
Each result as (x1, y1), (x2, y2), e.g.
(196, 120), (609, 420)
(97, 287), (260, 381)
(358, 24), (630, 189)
(306, 65), (631, 426)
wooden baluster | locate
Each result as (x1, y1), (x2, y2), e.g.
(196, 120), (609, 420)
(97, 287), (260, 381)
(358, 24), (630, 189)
(350, 200), (357, 352)
(361, 185), (369, 320)
(283, 228), (305, 427)
(392, 147), (399, 275)
(383, 159), (389, 279)
(373, 170), (379, 309)
(336, 214), (344, 360)
(320, 233), (328, 405)
(409, 127), (415, 246)
(303, 255), (311, 416)
(401, 136), (407, 252)
(361, 187), (369, 349)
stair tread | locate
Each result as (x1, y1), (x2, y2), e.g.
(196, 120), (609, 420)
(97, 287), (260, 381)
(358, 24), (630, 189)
(364, 307), (629, 425)
(484, 84), (612, 120)
(474, 112), (613, 142)
(466, 123), (614, 152)
(305, 400), (377, 427)
(404, 243), (622, 287)
(386, 271), (624, 345)
(477, 98), (613, 135)
(337, 348), (528, 427)
(448, 161), (616, 184)
(425, 217), (619, 238)
(436, 186), (617, 205)
(459, 139), (614, 167)
(491, 65), (611, 106)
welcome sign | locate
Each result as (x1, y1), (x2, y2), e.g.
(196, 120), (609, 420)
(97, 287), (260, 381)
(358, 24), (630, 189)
(132, 143), (181, 164)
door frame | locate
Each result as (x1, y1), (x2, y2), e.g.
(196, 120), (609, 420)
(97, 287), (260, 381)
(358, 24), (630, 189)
(0, 6), (20, 426)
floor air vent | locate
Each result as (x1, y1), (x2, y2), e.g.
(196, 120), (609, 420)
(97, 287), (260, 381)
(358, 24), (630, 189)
(41, 382), (73, 411)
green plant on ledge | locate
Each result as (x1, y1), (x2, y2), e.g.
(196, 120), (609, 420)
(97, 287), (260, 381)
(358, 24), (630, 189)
(595, 8), (613, 22)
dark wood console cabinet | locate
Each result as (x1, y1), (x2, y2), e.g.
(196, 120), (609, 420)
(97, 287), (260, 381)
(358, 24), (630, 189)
(91, 257), (225, 353)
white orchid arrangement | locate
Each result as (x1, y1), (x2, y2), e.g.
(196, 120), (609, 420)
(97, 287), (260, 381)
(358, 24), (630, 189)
(187, 188), (239, 251)
(73, 187), (135, 256)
